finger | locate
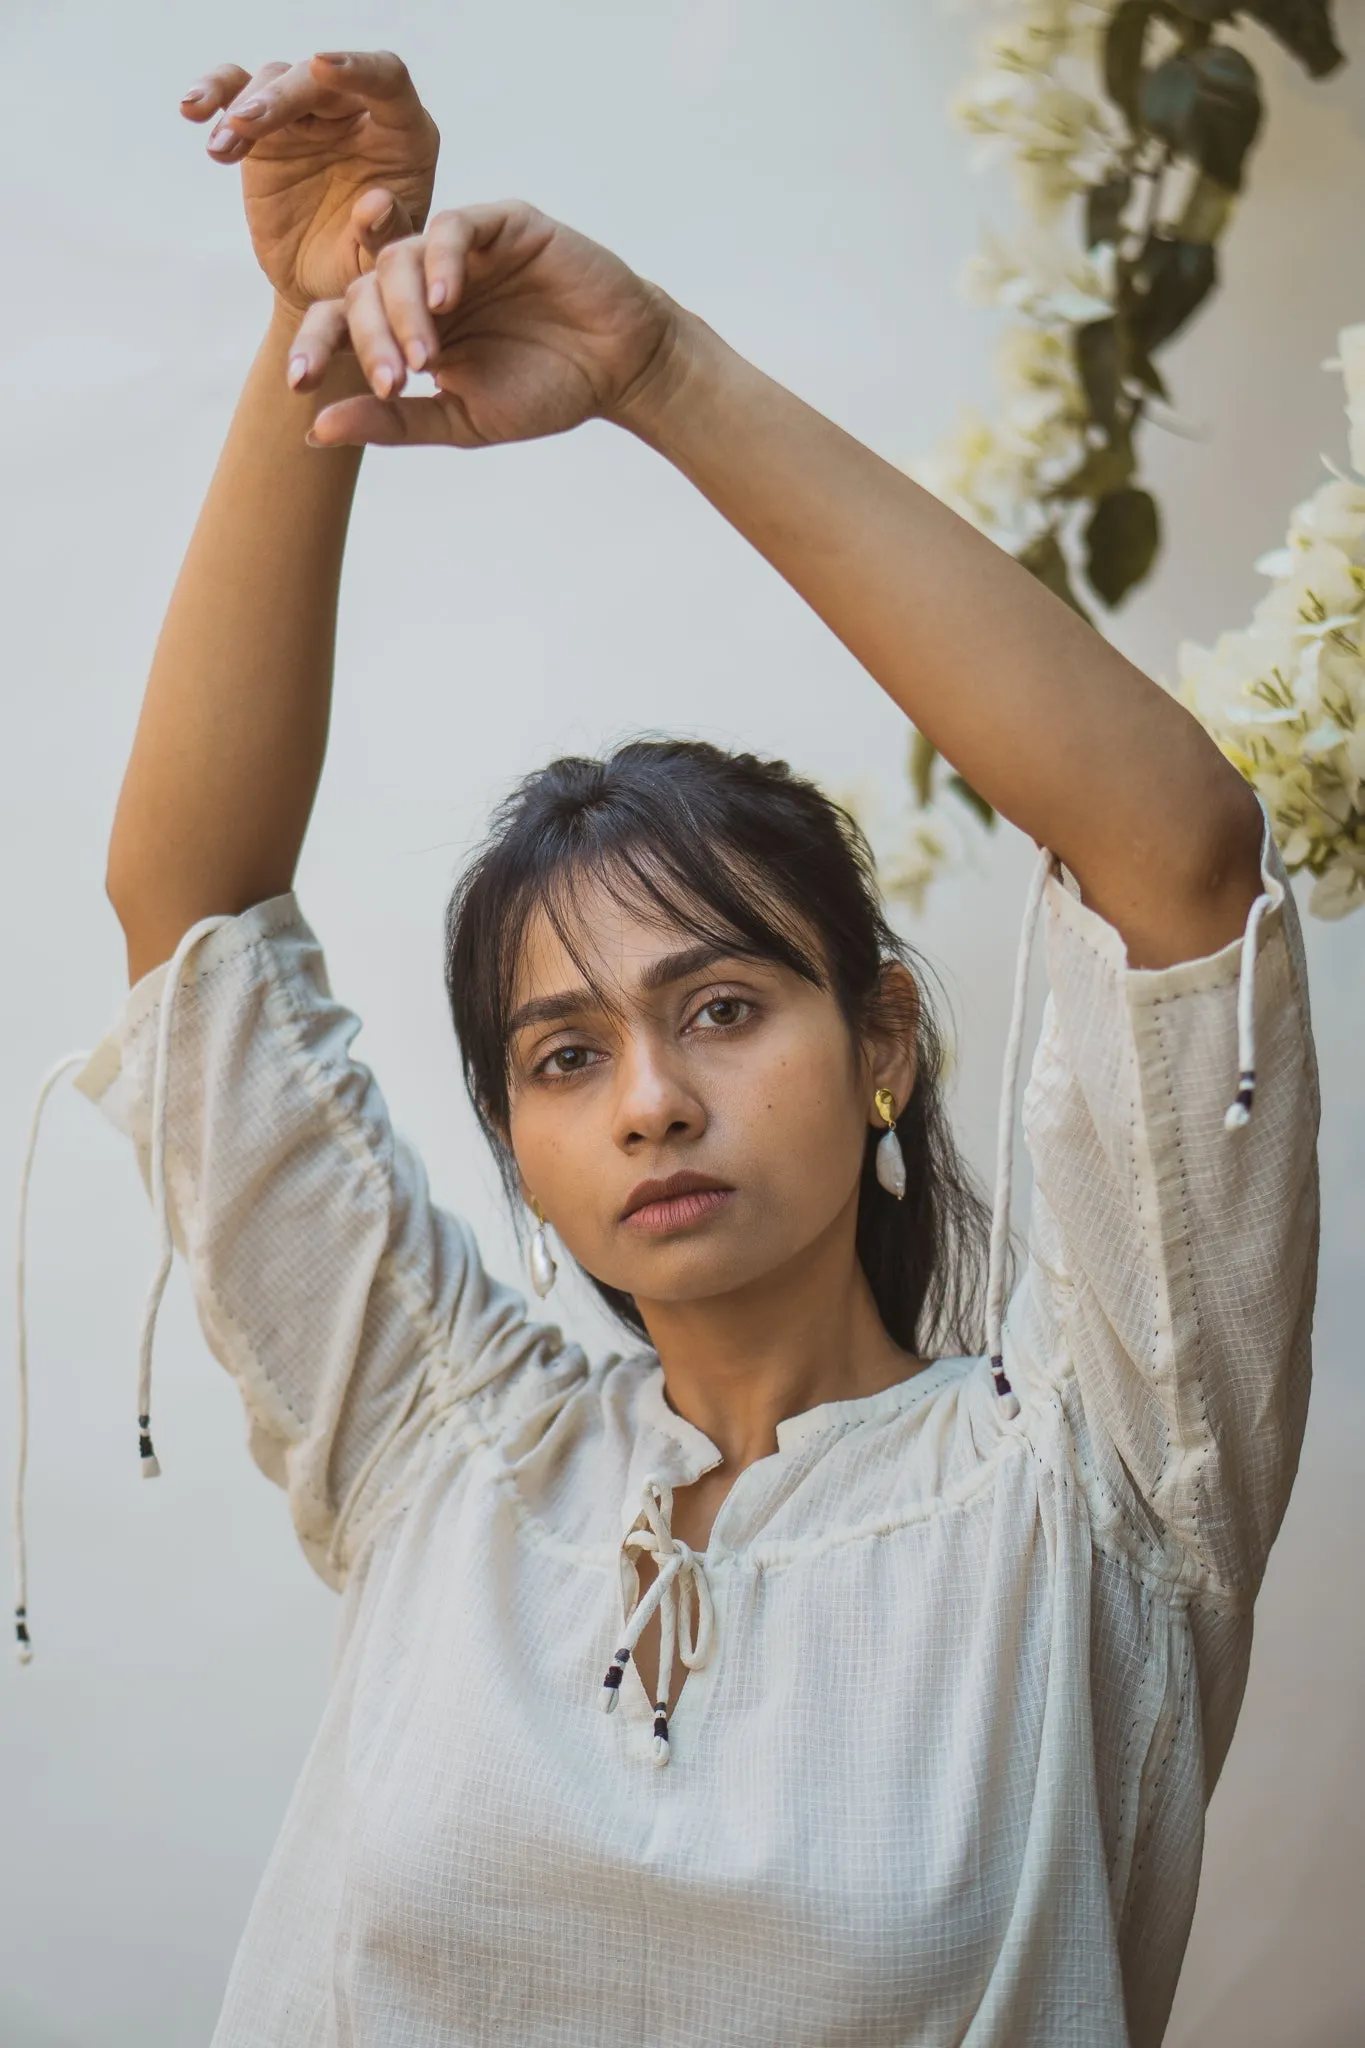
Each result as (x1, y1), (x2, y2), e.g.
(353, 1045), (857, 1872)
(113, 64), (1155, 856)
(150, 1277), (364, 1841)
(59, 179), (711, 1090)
(352, 187), (415, 273)
(285, 299), (352, 391)
(309, 394), (475, 450)
(209, 58), (299, 157)
(307, 49), (426, 121)
(179, 63), (250, 122)
(223, 48), (424, 146)
(372, 237), (440, 372)
(422, 201), (530, 312)
(342, 273), (408, 400)
(216, 54), (354, 145)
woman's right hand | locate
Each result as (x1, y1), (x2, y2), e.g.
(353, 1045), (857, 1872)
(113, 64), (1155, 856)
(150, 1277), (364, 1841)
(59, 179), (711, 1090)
(289, 202), (685, 448)
(181, 49), (439, 310)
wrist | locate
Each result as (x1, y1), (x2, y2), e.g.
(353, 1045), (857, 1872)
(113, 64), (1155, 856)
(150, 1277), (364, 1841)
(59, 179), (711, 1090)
(608, 301), (738, 451)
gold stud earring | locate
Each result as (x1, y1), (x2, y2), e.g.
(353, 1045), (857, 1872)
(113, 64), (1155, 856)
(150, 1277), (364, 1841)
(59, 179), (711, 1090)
(873, 1087), (906, 1200)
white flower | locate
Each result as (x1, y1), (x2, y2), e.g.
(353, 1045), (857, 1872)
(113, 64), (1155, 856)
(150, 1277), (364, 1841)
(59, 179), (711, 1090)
(1173, 334), (1365, 916)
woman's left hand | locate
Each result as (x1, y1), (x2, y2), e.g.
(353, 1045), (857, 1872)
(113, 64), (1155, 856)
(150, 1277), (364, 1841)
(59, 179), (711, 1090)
(288, 200), (684, 448)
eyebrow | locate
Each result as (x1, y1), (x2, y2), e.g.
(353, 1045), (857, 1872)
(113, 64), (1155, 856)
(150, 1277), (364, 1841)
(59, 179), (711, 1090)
(506, 942), (755, 1038)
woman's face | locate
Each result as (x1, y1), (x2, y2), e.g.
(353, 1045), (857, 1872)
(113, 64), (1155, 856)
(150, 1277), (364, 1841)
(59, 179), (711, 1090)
(504, 874), (915, 1313)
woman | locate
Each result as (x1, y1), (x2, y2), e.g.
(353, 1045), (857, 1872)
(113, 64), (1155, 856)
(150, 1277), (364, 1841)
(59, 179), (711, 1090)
(60, 45), (1318, 2048)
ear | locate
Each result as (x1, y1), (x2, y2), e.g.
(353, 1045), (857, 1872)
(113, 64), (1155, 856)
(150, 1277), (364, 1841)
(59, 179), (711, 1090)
(862, 961), (919, 1126)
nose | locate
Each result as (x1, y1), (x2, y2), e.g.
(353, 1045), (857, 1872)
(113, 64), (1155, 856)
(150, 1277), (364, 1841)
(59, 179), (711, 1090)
(610, 1032), (707, 1152)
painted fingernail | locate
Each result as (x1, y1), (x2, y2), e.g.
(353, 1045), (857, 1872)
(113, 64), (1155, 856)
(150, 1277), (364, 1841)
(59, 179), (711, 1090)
(372, 363), (396, 399)
(208, 126), (234, 153)
(180, 87), (205, 104)
(234, 97), (267, 120)
(405, 340), (428, 372)
(428, 281), (447, 310)
(287, 356), (309, 389)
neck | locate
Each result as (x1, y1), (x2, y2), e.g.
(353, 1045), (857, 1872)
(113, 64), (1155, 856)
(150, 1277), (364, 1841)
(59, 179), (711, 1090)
(634, 1200), (924, 1472)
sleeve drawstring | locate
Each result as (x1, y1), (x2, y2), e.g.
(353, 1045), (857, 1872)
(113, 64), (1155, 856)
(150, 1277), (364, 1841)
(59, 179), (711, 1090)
(14, 1053), (93, 1663)
(135, 916), (232, 1481)
(984, 843), (1054, 1423)
(13, 914), (229, 1665)
(1225, 890), (1273, 1129)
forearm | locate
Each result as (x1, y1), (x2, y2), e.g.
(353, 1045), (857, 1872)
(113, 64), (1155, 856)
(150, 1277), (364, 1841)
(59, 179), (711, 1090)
(108, 307), (367, 982)
(618, 308), (1263, 968)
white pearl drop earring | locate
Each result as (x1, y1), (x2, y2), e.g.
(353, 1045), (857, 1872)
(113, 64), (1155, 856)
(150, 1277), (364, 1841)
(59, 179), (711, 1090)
(874, 1087), (906, 1200)
(528, 1199), (558, 1298)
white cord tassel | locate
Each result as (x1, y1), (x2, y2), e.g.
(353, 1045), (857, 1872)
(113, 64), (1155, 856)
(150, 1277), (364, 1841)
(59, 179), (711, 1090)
(1224, 891), (1272, 1130)
(14, 1051), (93, 1664)
(984, 843), (1054, 1424)
(135, 916), (231, 1481)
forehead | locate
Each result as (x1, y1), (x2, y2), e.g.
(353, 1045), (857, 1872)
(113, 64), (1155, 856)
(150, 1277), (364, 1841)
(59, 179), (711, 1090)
(509, 873), (715, 1014)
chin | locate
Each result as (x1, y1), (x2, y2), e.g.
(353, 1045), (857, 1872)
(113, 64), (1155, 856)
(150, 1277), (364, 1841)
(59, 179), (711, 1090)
(610, 1235), (791, 1308)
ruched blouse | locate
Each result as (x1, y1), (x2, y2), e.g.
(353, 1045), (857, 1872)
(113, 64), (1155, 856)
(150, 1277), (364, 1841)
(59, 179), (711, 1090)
(65, 803), (1319, 2047)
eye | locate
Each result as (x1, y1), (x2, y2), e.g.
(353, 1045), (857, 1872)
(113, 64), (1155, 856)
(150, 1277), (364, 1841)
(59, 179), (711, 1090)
(688, 994), (753, 1031)
(534, 1043), (605, 1080)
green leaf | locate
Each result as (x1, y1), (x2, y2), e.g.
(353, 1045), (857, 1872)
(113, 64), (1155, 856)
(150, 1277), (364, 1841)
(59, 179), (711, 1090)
(1239, 0), (1344, 78)
(909, 727), (938, 809)
(1141, 52), (1202, 149)
(1126, 342), (1170, 401)
(1141, 46), (1262, 189)
(1105, 0), (1161, 128)
(1016, 530), (1094, 623)
(1176, 169), (1237, 243)
(1083, 487), (1161, 607)
(945, 774), (997, 830)
(1045, 434), (1137, 504)
(1128, 235), (1217, 352)
(1086, 174), (1133, 251)
(1192, 45), (1264, 188)
(1075, 319), (1124, 435)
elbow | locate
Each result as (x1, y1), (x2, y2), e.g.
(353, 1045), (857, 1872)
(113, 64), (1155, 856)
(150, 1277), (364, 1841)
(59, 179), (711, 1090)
(1196, 771), (1266, 907)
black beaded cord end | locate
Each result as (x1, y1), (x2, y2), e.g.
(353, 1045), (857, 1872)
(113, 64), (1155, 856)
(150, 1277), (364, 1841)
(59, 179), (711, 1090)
(138, 1413), (162, 1480)
(599, 1647), (631, 1715)
(652, 1704), (671, 1767)
(1224, 1069), (1256, 1131)
(989, 1354), (1021, 1423)
(15, 1605), (32, 1665)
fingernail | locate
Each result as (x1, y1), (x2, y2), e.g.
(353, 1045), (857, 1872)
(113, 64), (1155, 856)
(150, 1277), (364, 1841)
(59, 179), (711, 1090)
(287, 355), (309, 389)
(405, 340), (428, 372)
(208, 126), (234, 153)
(372, 363), (395, 399)
(369, 202), (394, 235)
(316, 51), (349, 65)
(428, 281), (447, 310)
(180, 87), (205, 104)
(305, 429), (324, 448)
(234, 97), (267, 120)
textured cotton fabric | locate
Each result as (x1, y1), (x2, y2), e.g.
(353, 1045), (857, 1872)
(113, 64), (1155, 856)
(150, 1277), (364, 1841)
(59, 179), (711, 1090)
(74, 808), (1319, 2048)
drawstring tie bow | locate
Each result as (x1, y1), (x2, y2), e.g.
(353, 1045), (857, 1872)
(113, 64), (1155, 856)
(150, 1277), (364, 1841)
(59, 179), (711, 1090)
(599, 1476), (715, 1767)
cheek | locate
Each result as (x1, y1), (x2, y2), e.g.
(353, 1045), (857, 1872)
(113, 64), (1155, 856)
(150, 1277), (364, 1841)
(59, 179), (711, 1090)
(507, 1087), (606, 1215)
(724, 1027), (867, 1201)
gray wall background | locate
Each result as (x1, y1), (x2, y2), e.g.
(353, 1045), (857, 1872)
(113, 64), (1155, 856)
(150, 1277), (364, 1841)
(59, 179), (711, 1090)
(1, 2), (1361, 2041)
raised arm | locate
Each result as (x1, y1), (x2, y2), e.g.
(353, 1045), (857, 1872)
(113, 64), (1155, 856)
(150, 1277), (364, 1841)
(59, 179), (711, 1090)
(610, 320), (1265, 970)
(107, 51), (438, 983)
(297, 204), (1263, 971)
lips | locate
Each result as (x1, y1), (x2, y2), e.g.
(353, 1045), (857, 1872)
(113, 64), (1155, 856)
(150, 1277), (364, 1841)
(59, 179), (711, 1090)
(620, 1171), (735, 1232)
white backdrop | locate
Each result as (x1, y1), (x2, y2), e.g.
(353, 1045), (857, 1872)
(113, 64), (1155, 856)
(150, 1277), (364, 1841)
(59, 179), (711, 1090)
(2, 3), (1362, 2042)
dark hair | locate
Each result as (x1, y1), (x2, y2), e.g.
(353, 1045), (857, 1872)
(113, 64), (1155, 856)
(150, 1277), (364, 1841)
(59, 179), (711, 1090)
(444, 737), (993, 1358)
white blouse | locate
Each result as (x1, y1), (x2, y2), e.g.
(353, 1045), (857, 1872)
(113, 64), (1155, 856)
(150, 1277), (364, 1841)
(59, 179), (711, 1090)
(61, 805), (1318, 2047)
